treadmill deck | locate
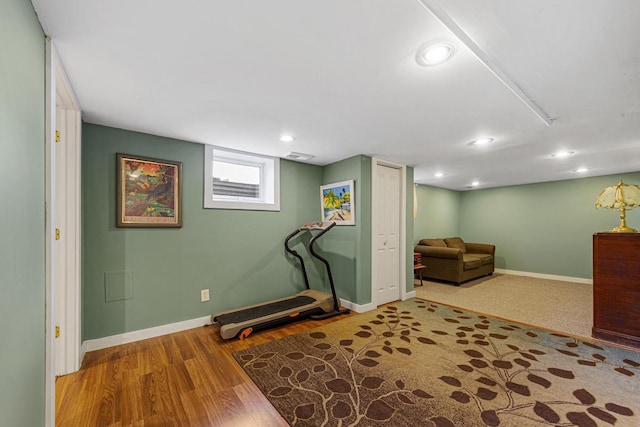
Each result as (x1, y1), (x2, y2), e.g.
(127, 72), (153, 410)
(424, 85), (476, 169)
(214, 295), (316, 326)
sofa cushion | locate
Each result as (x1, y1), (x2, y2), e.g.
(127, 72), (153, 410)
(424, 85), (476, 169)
(419, 238), (446, 247)
(462, 254), (482, 270)
(474, 254), (493, 265)
(445, 237), (466, 253)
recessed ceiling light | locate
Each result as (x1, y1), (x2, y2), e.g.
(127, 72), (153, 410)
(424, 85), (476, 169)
(416, 42), (455, 67)
(471, 181), (480, 187)
(470, 137), (494, 146)
(551, 151), (574, 158)
(434, 172), (444, 177)
(279, 135), (295, 143)
(574, 167), (588, 173)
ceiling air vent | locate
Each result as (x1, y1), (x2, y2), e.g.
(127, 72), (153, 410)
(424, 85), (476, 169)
(284, 152), (314, 162)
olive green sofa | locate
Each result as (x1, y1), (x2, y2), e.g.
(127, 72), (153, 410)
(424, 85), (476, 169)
(414, 237), (495, 285)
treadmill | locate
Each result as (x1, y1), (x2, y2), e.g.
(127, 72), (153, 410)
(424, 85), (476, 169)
(211, 221), (350, 339)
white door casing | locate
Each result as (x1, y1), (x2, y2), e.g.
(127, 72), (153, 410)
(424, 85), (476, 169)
(54, 107), (82, 376)
(371, 158), (407, 306)
(45, 39), (82, 427)
(45, 38), (56, 427)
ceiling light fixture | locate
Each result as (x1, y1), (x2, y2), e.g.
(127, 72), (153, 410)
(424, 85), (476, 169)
(434, 172), (444, 177)
(416, 42), (455, 66)
(470, 137), (494, 146)
(574, 168), (588, 173)
(551, 151), (575, 158)
(279, 135), (295, 143)
(471, 181), (480, 187)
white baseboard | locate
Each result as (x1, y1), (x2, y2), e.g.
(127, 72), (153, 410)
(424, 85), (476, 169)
(81, 296), (405, 355)
(78, 344), (87, 368)
(403, 290), (417, 300)
(495, 268), (592, 285)
(82, 300), (374, 354)
(341, 291), (415, 313)
(341, 299), (376, 313)
(78, 272), (591, 360)
(82, 315), (212, 353)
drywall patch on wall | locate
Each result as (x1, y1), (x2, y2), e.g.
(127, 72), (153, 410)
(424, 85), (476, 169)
(105, 270), (133, 301)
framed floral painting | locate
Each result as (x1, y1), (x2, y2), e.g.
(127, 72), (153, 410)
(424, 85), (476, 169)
(116, 153), (182, 227)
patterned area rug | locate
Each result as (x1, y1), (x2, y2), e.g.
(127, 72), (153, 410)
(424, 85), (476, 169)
(233, 299), (639, 426)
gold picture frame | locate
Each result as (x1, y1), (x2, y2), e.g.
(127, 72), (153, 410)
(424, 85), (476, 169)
(116, 153), (182, 228)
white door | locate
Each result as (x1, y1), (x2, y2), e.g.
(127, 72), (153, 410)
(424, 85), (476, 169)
(47, 42), (82, 381)
(54, 109), (66, 374)
(54, 108), (81, 376)
(373, 164), (401, 305)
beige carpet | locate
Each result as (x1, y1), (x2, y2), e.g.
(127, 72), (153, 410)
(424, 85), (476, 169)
(414, 273), (593, 339)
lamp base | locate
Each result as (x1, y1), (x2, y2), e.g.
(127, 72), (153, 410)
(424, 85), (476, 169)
(609, 225), (638, 233)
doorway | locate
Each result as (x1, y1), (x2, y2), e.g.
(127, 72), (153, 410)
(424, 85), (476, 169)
(371, 158), (407, 306)
(45, 39), (82, 426)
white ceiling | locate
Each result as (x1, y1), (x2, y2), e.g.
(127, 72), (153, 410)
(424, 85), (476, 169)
(32, 0), (640, 190)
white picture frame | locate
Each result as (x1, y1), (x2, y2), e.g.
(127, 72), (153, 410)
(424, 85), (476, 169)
(320, 180), (355, 225)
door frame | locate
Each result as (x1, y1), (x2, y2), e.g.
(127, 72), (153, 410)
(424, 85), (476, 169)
(45, 39), (82, 426)
(54, 98), (82, 377)
(370, 157), (408, 307)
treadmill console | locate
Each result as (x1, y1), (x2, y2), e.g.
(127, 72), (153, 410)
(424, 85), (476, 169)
(300, 221), (335, 230)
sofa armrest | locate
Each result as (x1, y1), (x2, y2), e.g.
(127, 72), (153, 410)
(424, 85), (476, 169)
(465, 243), (495, 255)
(414, 245), (462, 260)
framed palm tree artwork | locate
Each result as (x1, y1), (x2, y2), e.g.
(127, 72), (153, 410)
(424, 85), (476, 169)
(320, 180), (355, 225)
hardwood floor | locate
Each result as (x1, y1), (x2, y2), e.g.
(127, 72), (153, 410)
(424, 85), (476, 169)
(55, 315), (352, 427)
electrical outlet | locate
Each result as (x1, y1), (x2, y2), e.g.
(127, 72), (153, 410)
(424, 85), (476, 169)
(200, 289), (210, 302)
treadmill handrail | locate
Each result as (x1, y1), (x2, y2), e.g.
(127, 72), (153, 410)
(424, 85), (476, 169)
(308, 222), (341, 312)
(284, 228), (310, 289)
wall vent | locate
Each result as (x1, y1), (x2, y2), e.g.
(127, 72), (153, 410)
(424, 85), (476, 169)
(284, 152), (314, 162)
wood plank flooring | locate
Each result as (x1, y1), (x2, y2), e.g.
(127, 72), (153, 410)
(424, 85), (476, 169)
(55, 314), (352, 427)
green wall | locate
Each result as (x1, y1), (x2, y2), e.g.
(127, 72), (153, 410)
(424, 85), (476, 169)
(83, 124), (324, 339)
(0, 0), (46, 425)
(413, 184), (461, 243)
(321, 157), (414, 301)
(415, 173), (640, 279)
(83, 137), (417, 339)
(460, 172), (640, 279)
(321, 155), (372, 305)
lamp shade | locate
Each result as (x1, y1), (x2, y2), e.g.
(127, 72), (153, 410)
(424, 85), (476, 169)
(595, 181), (640, 232)
(595, 181), (640, 209)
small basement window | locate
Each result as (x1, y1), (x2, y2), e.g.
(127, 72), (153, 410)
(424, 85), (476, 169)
(204, 145), (280, 211)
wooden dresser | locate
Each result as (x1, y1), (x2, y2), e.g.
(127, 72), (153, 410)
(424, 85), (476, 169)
(592, 232), (640, 348)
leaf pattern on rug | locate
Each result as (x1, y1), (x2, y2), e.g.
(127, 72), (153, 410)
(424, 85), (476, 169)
(234, 299), (639, 426)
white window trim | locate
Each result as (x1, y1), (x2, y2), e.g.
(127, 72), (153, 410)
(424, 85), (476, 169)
(204, 145), (280, 211)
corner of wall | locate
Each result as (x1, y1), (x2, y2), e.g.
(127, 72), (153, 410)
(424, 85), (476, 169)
(320, 155), (372, 305)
